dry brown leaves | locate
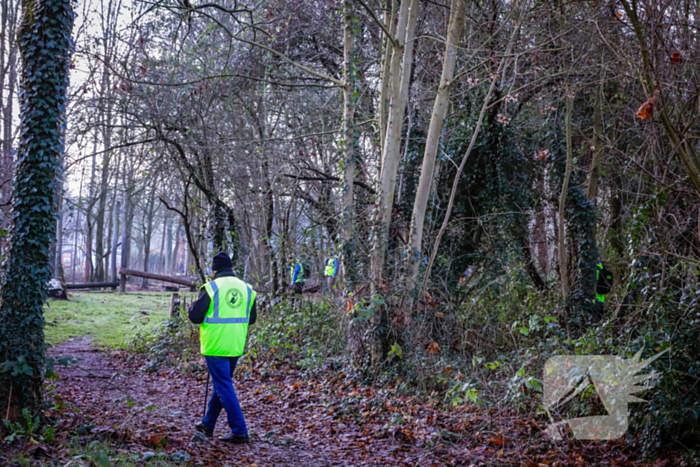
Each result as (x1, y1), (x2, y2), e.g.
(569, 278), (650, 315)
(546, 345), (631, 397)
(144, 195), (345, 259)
(14, 339), (679, 467)
(636, 89), (660, 119)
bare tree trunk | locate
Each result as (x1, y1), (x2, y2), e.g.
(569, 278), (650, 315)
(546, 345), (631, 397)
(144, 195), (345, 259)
(559, 96), (573, 300)
(1, 0), (17, 158)
(535, 172), (549, 276)
(370, 0), (420, 304)
(587, 85), (604, 202)
(406, 0), (466, 299)
(120, 192), (131, 293)
(141, 185), (157, 288)
(85, 135), (97, 282)
(171, 217), (182, 275)
(54, 194), (64, 282)
(378, 0), (397, 152)
(0, 0), (17, 225)
(341, 0), (358, 289)
(72, 167), (85, 282)
(610, 172), (624, 256)
(161, 210), (170, 274)
(94, 87), (112, 282)
(0, 0), (6, 104)
(111, 201), (120, 285)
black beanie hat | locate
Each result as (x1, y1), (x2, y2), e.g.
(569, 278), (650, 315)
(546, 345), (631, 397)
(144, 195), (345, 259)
(212, 251), (233, 272)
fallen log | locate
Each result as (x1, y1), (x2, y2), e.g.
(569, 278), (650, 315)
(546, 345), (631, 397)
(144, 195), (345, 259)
(65, 282), (119, 290)
(118, 267), (197, 289)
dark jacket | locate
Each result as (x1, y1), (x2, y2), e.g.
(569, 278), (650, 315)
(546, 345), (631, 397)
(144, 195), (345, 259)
(188, 269), (257, 325)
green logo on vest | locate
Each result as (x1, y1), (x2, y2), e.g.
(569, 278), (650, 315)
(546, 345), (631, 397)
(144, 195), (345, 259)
(225, 288), (243, 306)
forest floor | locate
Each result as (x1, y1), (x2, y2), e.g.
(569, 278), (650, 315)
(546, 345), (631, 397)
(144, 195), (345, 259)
(36, 336), (675, 467)
(0, 292), (681, 466)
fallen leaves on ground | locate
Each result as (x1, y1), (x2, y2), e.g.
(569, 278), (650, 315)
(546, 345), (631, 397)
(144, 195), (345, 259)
(22, 338), (678, 466)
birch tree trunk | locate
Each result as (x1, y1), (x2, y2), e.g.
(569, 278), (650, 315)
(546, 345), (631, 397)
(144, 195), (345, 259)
(406, 0), (466, 297)
(367, 0), (420, 366)
(370, 0), (419, 290)
(377, 0), (397, 148)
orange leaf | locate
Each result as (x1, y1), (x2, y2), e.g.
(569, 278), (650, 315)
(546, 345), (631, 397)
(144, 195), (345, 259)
(344, 299), (354, 314)
(537, 149), (549, 160)
(424, 291), (439, 308)
(636, 89), (659, 119)
(671, 52), (682, 64)
(435, 312), (444, 318)
(427, 341), (441, 355)
(615, 11), (622, 18)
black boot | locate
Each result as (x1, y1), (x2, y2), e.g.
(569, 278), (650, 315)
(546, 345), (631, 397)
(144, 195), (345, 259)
(194, 422), (213, 438)
(219, 432), (249, 444)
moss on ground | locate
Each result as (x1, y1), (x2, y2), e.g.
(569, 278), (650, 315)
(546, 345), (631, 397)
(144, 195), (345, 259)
(44, 291), (182, 348)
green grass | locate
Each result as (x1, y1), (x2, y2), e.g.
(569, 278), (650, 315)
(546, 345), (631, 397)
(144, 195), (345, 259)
(44, 291), (187, 348)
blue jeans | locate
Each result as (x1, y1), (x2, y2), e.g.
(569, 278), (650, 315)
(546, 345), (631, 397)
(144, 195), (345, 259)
(201, 356), (247, 436)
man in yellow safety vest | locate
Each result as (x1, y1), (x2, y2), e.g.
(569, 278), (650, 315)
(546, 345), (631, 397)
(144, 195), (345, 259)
(324, 254), (339, 294)
(288, 256), (305, 295)
(189, 251), (257, 444)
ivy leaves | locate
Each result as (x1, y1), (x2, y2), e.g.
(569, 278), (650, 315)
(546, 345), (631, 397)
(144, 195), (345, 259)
(0, 0), (74, 417)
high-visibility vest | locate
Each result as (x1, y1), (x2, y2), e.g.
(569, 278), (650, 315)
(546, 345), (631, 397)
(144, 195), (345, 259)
(325, 257), (338, 277)
(290, 261), (304, 283)
(199, 276), (256, 357)
(596, 262), (605, 304)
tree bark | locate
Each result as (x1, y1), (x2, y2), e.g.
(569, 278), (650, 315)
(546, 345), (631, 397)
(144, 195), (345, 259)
(0, 0), (73, 418)
(341, 0), (358, 289)
(141, 185), (157, 288)
(406, 0), (466, 298)
(377, 0), (397, 151)
(559, 96), (573, 300)
(161, 210), (170, 274)
(111, 201), (120, 285)
(171, 217), (183, 275)
(586, 84), (604, 202)
(54, 178), (65, 282)
(120, 192), (131, 293)
(370, 0), (420, 303)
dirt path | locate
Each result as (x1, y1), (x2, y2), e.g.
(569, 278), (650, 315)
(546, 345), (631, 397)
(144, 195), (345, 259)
(48, 339), (659, 467)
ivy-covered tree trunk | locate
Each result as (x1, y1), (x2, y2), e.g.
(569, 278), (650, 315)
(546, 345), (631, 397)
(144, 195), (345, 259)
(0, 0), (73, 419)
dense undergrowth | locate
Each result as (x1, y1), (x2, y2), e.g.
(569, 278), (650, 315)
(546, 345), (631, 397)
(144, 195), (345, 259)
(2, 273), (696, 465)
(119, 263), (699, 463)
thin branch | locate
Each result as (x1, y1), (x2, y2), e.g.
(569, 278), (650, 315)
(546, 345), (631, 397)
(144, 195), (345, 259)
(356, 0), (399, 48)
(282, 173), (376, 194)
